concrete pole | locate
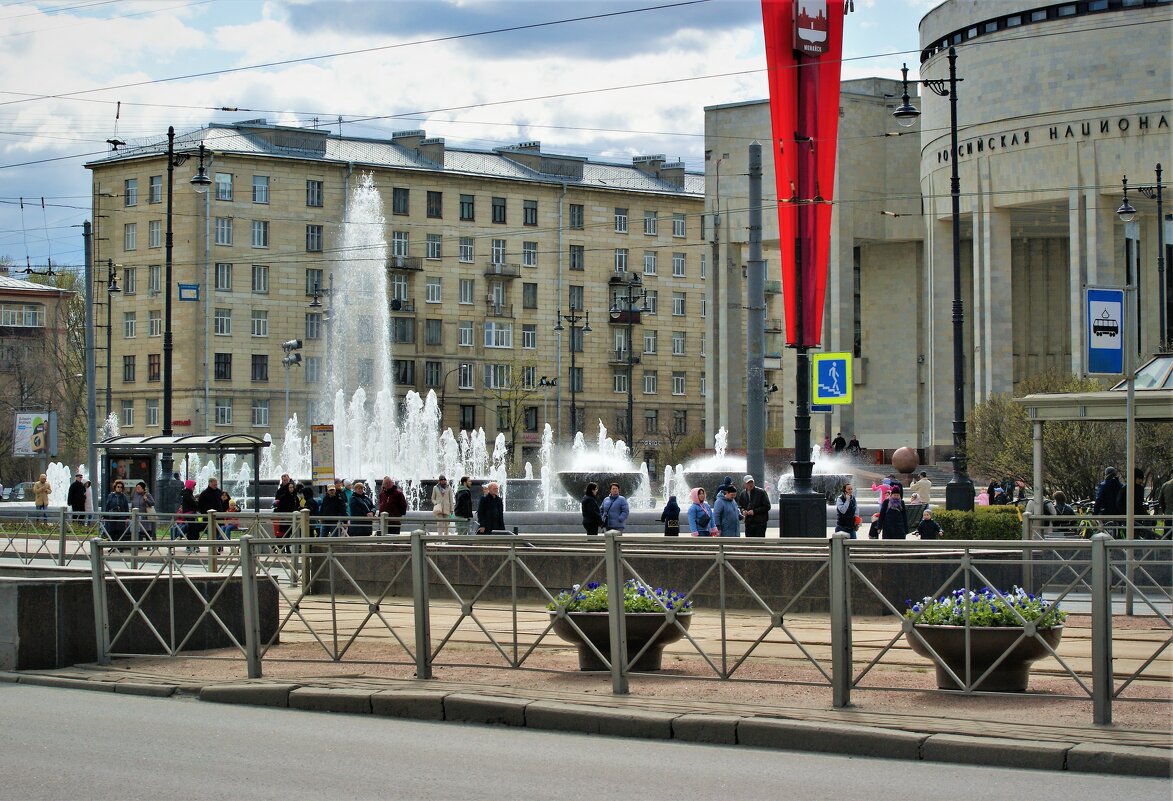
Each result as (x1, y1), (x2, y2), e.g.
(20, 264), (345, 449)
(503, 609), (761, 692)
(746, 142), (766, 485)
(83, 222), (98, 494)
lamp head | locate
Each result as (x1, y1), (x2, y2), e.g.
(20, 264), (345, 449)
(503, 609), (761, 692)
(893, 62), (919, 128)
(1117, 176), (1136, 222)
(190, 143), (211, 194)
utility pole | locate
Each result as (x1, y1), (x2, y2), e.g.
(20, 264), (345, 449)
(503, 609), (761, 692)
(746, 143), (766, 485)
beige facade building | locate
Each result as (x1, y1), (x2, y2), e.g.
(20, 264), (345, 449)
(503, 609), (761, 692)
(706, 0), (1170, 458)
(86, 123), (705, 469)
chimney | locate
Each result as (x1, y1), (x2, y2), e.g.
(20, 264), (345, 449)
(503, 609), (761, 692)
(418, 137), (445, 165)
(496, 141), (542, 171)
(632, 154), (666, 176)
(391, 129), (427, 151)
(659, 160), (686, 188)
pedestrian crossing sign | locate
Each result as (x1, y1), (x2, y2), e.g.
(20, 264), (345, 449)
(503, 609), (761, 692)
(811, 353), (852, 405)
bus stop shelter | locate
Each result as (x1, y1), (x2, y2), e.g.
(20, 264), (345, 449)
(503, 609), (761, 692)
(95, 433), (270, 512)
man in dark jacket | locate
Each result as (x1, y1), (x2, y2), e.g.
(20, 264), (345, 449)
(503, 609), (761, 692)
(67, 472), (87, 516)
(476, 481), (506, 534)
(454, 476), (474, 535)
(378, 476), (409, 535)
(1093, 466), (1126, 516)
(736, 475), (771, 538)
(348, 482), (376, 535)
(317, 484), (349, 536)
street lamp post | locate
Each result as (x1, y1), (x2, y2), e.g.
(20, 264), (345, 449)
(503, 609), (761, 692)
(608, 273), (650, 444)
(895, 48), (975, 511)
(103, 259), (121, 429)
(1118, 165), (1167, 348)
(537, 376), (557, 429)
(554, 304), (591, 437)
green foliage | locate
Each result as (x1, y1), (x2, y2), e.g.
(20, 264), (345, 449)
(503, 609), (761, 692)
(932, 507), (1021, 540)
(905, 586), (1066, 629)
(548, 579), (693, 613)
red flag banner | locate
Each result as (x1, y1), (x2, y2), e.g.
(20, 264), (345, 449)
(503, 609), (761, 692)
(761, 0), (845, 347)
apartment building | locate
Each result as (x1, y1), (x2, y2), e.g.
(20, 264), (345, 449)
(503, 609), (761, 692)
(86, 121), (706, 469)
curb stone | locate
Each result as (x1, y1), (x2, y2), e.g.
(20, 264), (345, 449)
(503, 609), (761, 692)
(922, 733), (1071, 771)
(18, 675), (117, 692)
(370, 688), (448, 720)
(524, 700), (675, 739)
(1066, 743), (1173, 778)
(199, 682), (300, 707)
(737, 717), (927, 760)
(444, 693), (529, 727)
(289, 687), (373, 715)
(112, 682), (178, 698)
(671, 713), (741, 744)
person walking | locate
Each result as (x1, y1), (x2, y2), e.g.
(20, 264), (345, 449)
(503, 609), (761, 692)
(909, 472), (932, 506)
(273, 475), (299, 539)
(736, 475), (770, 538)
(128, 481), (156, 540)
(846, 434), (861, 460)
(876, 483), (908, 540)
(599, 482), (630, 534)
(476, 481), (505, 535)
(176, 479), (199, 549)
(581, 482), (603, 536)
(379, 476), (409, 535)
(32, 473), (51, 520)
(347, 482), (376, 535)
(431, 475), (455, 534)
(831, 432), (847, 455)
(915, 509), (942, 540)
(659, 495), (681, 537)
(102, 479), (130, 543)
(712, 483), (742, 537)
(454, 476), (475, 535)
(834, 483), (858, 538)
(318, 483), (349, 536)
(83, 480), (94, 522)
(686, 487), (717, 537)
(67, 472), (87, 519)
(1093, 466), (1126, 517)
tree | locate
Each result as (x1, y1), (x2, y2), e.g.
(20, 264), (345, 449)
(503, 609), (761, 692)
(483, 355), (541, 471)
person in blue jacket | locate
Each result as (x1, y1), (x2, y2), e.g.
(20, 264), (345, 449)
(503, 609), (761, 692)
(712, 484), (742, 537)
(599, 482), (630, 533)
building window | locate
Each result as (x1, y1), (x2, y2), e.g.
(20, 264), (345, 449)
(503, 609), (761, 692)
(523, 241), (537, 267)
(569, 203), (584, 229)
(522, 283), (537, 309)
(426, 234), (442, 260)
(148, 175), (162, 204)
(672, 213), (686, 237)
(570, 326), (584, 353)
(146, 399), (159, 427)
(484, 321), (512, 348)
(252, 399), (269, 428)
(305, 312), (322, 340)
(492, 196), (506, 224)
(570, 366), (583, 393)
(459, 194), (474, 221)
(458, 363), (474, 389)
(304, 268), (323, 297)
(672, 331), (685, 356)
(306, 224), (323, 252)
(699, 333), (706, 356)
(459, 320), (473, 347)
(644, 210), (657, 235)
(122, 355), (136, 383)
(569, 244), (585, 271)
(643, 329), (656, 354)
(148, 310), (161, 337)
(148, 220), (162, 249)
(252, 265), (269, 293)
(523, 199), (538, 226)
(251, 354), (268, 382)
(148, 264), (161, 294)
(392, 187), (409, 215)
(250, 310), (268, 337)
(672, 292), (685, 316)
(700, 253), (706, 278)
(613, 371), (628, 394)
(521, 366), (536, 390)
(425, 318), (443, 345)
(459, 278), (475, 305)
(459, 237), (474, 263)
(484, 363), (511, 389)
(394, 359), (415, 385)
(491, 239), (506, 265)
(522, 406), (537, 432)
(672, 253), (685, 277)
(522, 324), (536, 349)
(214, 308), (232, 336)
(643, 371), (657, 394)
(672, 371), (685, 395)
(124, 178), (137, 206)
(121, 400), (134, 428)
(569, 284), (584, 311)
(306, 179), (324, 207)
(424, 360), (442, 387)
(426, 276), (442, 304)
(645, 409), (658, 433)
(123, 311), (137, 338)
(643, 251), (657, 275)
(614, 248), (628, 272)
(614, 208), (628, 233)
(302, 355), (320, 384)
(215, 262), (232, 291)
(673, 408), (687, 433)
(426, 190), (443, 218)
(123, 223), (136, 251)
(122, 267), (136, 295)
(148, 353), (160, 382)
(700, 371), (706, 395)
(251, 220), (269, 248)
(215, 398), (232, 426)
(390, 317), (415, 344)
(214, 353), (232, 380)
(0, 303), (45, 327)
(214, 172), (233, 201)
(215, 218), (232, 246)
(699, 298), (707, 318)
(460, 404), (475, 430)
(644, 290), (657, 315)
(252, 175), (269, 204)
(392, 231), (409, 257)
(389, 274), (408, 302)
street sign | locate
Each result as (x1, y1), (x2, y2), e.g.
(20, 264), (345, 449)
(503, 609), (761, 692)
(1086, 287), (1124, 374)
(310, 424), (335, 485)
(811, 352), (852, 405)
(810, 403), (833, 413)
(178, 283), (200, 301)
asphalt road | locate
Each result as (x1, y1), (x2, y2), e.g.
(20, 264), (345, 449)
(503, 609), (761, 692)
(1, 684), (1167, 801)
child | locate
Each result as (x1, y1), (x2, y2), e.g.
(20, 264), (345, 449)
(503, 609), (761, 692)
(221, 500), (241, 540)
(915, 509), (942, 540)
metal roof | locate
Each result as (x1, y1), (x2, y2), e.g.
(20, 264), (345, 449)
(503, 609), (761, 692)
(96, 434), (271, 452)
(1015, 355), (1173, 422)
(0, 274), (63, 292)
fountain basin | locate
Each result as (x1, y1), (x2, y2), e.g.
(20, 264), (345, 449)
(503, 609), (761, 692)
(777, 473), (854, 505)
(681, 471), (742, 497)
(557, 471), (643, 500)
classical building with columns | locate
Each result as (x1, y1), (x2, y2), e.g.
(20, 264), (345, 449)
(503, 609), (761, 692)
(705, 0), (1170, 459)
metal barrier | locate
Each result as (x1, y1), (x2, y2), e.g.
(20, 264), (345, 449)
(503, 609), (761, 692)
(85, 531), (1171, 726)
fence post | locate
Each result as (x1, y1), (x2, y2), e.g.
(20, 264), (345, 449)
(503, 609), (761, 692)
(57, 507), (68, 566)
(207, 510), (217, 571)
(410, 530), (432, 679)
(1021, 512), (1034, 595)
(830, 532), (852, 708)
(238, 535), (262, 679)
(378, 512), (388, 537)
(89, 538), (111, 665)
(1090, 532), (1113, 725)
(129, 508), (140, 570)
(299, 509), (311, 593)
(604, 532), (629, 695)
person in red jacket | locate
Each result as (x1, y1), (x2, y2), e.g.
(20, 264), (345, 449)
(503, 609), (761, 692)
(378, 476), (408, 535)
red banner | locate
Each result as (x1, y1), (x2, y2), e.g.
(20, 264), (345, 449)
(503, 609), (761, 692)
(761, 0), (845, 347)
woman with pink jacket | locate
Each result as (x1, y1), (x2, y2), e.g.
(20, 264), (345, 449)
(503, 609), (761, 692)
(686, 487), (718, 537)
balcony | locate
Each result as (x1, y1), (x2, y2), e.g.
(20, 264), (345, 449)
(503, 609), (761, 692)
(607, 309), (642, 325)
(765, 279), (782, 295)
(389, 297), (416, 313)
(609, 349), (639, 365)
(485, 302), (514, 319)
(483, 262), (522, 278)
(765, 317), (783, 332)
(387, 255), (423, 272)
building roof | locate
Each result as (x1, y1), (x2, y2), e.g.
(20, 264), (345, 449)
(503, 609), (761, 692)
(86, 122), (704, 198)
(1015, 354), (1173, 422)
(0, 273), (62, 293)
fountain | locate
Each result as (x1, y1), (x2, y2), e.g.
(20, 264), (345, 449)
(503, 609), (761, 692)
(556, 421), (644, 500)
(776, 447), (854, 504)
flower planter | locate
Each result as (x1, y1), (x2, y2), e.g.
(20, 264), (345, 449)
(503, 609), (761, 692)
(549, 611), (692, 671)
(906, 624), (1064, 692)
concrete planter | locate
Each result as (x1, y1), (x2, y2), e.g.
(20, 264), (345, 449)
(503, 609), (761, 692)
(906, 624), (1064, 691)
(550, 611), (692, 671)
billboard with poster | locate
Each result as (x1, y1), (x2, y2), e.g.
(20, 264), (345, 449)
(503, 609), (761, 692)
(310, 425), (336, 485)
(13, 412), (48, 457)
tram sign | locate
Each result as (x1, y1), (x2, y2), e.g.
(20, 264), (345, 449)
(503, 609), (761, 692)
(1085, 286), (1124, 375)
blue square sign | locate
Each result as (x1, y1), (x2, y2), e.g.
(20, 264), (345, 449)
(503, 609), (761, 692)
(1086, 287), (1123, 375)
(811, 353), (852, 405)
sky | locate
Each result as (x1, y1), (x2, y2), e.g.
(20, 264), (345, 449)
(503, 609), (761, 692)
(0, 0), (936, 271)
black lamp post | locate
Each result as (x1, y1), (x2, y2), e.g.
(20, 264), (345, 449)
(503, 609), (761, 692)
(895, 47), (974, 511)
(1117, 165), (1167, 349)
(537, 376), (556, 430)
(608, 273), (649, 443)
(554, 304), (591, 437)
(104, 259), (121, 428)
